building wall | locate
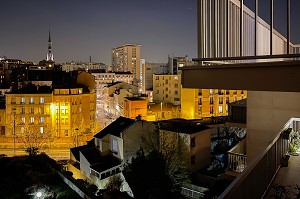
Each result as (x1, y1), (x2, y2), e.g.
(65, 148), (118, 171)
(145, 62), (168, 90)
(79, 152), (91, 178)
(124, 98), (147, 120)
(3, 88), (96, 151)
(198, 0), (299, 58)
(181, 88), (247, 119)
(0, 109), (5, 136)
(159, 128), (211, 172)
(153, 74), (181, 105)
(5, 93), (53, 137)
(189, 129), (211, 172)
(139, 59), (146, 93)
(247, 91), (300, 162)
(52, 88), (96, 138)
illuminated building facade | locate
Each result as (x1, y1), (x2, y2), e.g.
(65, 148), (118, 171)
(181, 88), (247, 119)
(3, 85), (96, 150)
(123, 97), (147, 120)
(153, 74), (181, 105)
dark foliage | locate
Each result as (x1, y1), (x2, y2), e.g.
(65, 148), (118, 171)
(124, 149), (173, 199)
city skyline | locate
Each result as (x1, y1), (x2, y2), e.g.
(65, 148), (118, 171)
(0, 0), (299, 65)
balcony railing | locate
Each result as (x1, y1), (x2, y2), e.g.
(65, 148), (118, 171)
(227, 139), (247, 173)
(227, 153), (247, 173)
(218, 118), (296, 199)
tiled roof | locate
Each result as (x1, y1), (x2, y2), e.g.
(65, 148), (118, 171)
(94, 116), (135, 139)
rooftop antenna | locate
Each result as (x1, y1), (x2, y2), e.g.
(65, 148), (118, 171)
(89, 56), (92, 63)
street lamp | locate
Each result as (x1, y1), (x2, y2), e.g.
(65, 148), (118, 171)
(12, 108), (16, 156)
(36, 191), (42, 198)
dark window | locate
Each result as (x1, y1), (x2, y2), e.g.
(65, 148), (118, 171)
(198, 98), (202, 105)
(198, 89), (202, 96)
(191, 137), (195, 147)
(210, 97), (214, 105)
(219, 97), (223, 104)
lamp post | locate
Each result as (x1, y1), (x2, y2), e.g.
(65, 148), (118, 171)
(12, 108), (16, 156)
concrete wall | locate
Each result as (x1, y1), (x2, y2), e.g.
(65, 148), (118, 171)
(247, 91), (300, 162)
(190, 129), (211, 172)
(79, 152), (91, 178)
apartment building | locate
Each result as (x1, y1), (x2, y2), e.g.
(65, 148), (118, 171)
(4, 84), (96, 150)
(112, 44), (141, 86)
(153, 74), (181, 105)
(181, 88), (247, 119)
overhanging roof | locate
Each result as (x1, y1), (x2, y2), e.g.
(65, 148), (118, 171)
(182, 60), (300, 92)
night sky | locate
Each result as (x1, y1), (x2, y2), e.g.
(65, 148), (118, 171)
(0, 0), (299, 64)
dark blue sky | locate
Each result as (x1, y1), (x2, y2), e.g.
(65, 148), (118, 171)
(0, 0), (299, 64)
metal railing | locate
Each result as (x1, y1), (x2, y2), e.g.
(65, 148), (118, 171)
(227, 139), (247, 173)
(181, 183), (208, 199)
(227, 152), (247, 173)
(218, 118), (297, 199)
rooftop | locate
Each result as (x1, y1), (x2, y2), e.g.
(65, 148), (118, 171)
(80, 147), (103, 165)
(94, 116), (135, 139)
(9, 85), (52, 94)
(124, 97), (145, 101)
(70, 145), (93, 162)
(157, 118), (210, 134)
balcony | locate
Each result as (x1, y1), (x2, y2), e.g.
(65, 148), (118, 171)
(218, 118), (296, 199)
(226, 139), (247, 176)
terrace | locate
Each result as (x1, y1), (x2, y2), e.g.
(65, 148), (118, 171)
(181, 55), (300, 198)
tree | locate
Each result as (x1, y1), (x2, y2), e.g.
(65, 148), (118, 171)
(125, 149), (172, 199)
(17, 125), (53, 156)
(101, 175), (124, 199)
(159, 131), (191, 192)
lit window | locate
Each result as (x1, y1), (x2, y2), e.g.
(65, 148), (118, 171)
(219, 105), (223, 113)
(21, 117), (25, 124)
(40, 127), (44, 134)
(40, 117), (44, 124)
(30, 97), (34, 104)
(30, 117), (34, 124)
(40, 97), (44, 104)
(210, 89), (214, 95)
(21, 97), (25, 104)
